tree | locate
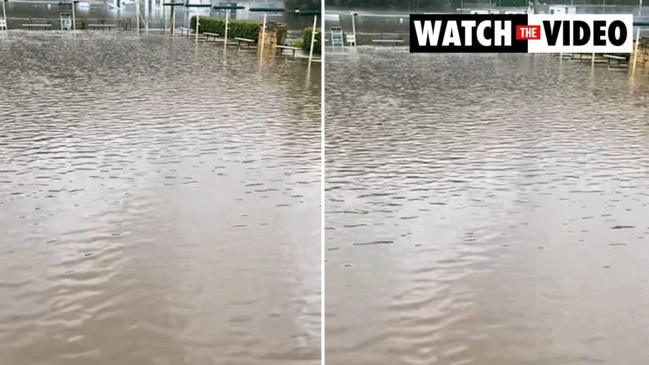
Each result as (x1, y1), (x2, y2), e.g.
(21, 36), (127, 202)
(284, 0), (320, 11)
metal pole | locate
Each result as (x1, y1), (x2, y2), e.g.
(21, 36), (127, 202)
(2, 0), (7, 30)
(170, 0), (175, 36)
(351, 12), (356, 45)
(633, 0), (643, 75)
(260, 12), (266, 55)
(592, 52), (595, 67)
(633, 27), (640, 74)
(162, 3), (166, 34)
(195, 13), (199, 42)
(308, 14), (317, 65)
(72, 2), (76, 30)
(224, 9), (229, 50)
(136, 0), (140, 32)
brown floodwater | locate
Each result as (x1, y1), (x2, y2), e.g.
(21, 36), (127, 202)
(325, 48), (649, 365)
(0, 31), (321, 365)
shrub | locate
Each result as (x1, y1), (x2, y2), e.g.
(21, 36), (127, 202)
(117, 16), (131, 30)
(190, 16), (259, 40)
(292, 38), (304, 49)
(301, 27), (321, 54)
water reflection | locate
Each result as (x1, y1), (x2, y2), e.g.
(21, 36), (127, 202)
(0, 31), (321, 364)
(326, 49), (649, 365)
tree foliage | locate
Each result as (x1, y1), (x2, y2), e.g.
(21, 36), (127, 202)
(284, 0), (320, 11)
(301, 27), (322, 54)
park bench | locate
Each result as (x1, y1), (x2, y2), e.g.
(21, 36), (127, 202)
(372, 39), (404, 47)
(22, 24), (52, 30)
(276, 45), (300, 59)
(234, 37), (256, 49)
(88, 24), (116, 30)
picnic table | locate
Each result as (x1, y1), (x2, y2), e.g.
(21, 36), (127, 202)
(88, 24), (116, 30)
(276, 45), (300, 59)
(372, 39), (404, 47)
(22, 24), (52, 30)
(177, 27), (191, 37)
(603, 54), (628, 67)
(234, 37), (256, 49)
(203, 32), (221, 41)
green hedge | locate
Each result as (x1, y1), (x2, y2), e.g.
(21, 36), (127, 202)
(190, 16), (259, 40)
(301, 27), (321, 54)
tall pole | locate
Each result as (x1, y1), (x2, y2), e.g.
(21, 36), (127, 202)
(2, 0), (7, 30)
(308, 14), (317, 66)
(260, 13), (267, 56)
(534, 0), (539, 14)
(136, 0), (140, 32)
(72, 2), (76, 30)
(351, 13), (356, 46)
(224, 9), (229, 51)
(195, 14), (199, 42)
(592, 51), (595, 67)
(632, 0), (642, 75)
(170, 0), (175, 35)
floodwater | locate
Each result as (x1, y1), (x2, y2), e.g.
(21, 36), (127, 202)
(325, 48), (649, 365)
(0, 32), (321, 365)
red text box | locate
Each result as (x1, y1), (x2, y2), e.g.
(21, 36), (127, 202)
(516, 25), (541, 40)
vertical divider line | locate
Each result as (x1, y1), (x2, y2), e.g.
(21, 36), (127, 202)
(320, 2), (326, 364)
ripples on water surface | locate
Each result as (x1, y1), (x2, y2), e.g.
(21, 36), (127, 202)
(326, 48), (649, 365)
(0, 31), (321, 365)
